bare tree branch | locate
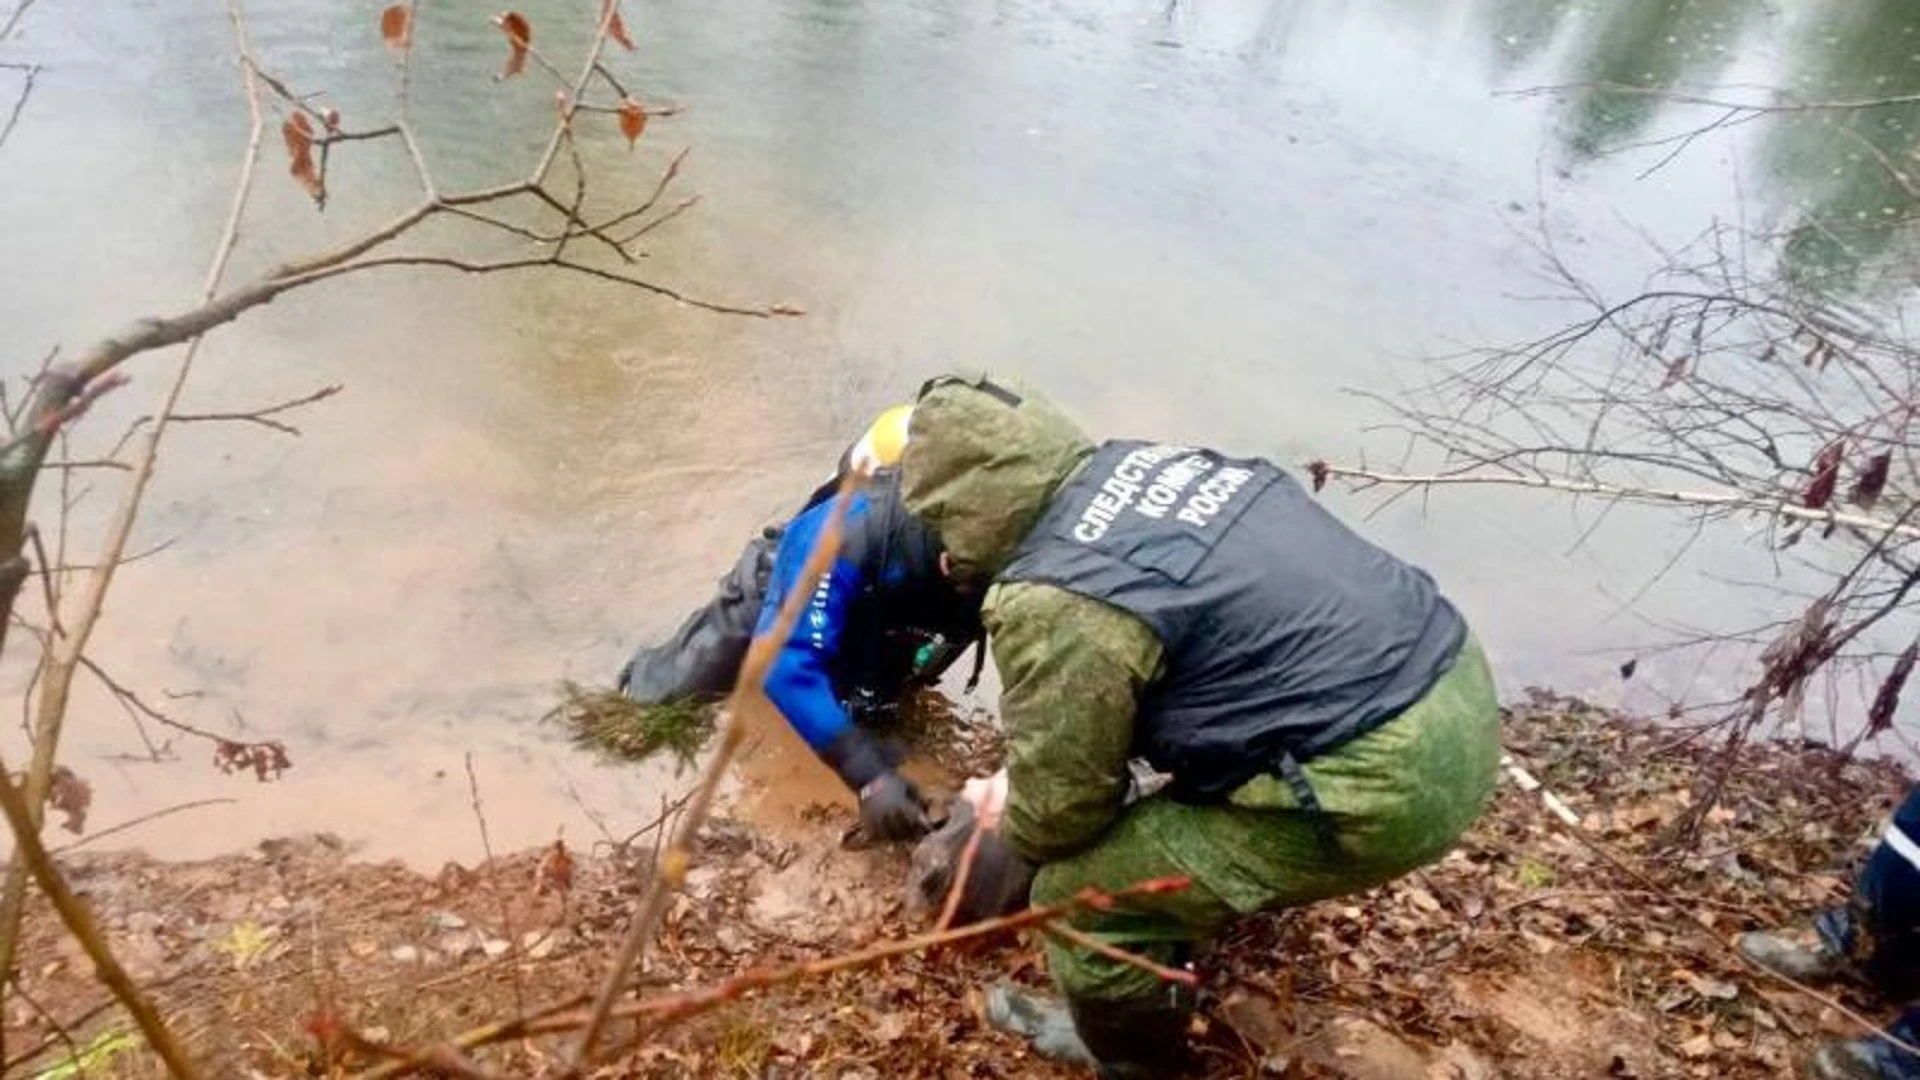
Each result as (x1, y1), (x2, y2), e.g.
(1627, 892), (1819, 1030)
(0, 0), (39, 43)
(0, 0), (272, 1024)
(1312, 464), (1920, 541)
(0, 740), (203, 1077)
(0, 61), (35, 151)
(570, 474), (863, 1067)
(118, 383), (344, 439)
(356, 875), (1196, 1079)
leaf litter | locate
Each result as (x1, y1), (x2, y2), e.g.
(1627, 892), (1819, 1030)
(10, 688), (1913, 1078)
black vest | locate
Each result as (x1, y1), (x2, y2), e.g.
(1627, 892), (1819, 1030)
(1000, 441), (1465, 801)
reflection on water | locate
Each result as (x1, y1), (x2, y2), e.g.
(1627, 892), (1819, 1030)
(1, 0), (1915, 862)
(1514, 0), (1920, 291)
(1770, 0), (1920, 288)
(1557, 0), (1759, 159)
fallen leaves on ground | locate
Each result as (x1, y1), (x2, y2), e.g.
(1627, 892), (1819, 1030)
(10, 691), (1911, 1078)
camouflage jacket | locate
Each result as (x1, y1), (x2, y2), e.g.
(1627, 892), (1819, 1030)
(901, 376), (1168, 862)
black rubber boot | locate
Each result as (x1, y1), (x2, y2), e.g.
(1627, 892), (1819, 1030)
(1068, 989), (1195, 1079)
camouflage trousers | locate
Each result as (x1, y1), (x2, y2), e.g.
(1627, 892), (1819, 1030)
(1029, 638), (1501, 1002)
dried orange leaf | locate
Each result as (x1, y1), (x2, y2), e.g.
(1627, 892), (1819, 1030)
(618, 98), (647, 148)
(283, 110), (313, 147)
(281, 113), (323, 200)
(380, 4), (411, 49)
(495, 11), (531, 79)
(604, 0), (634, 49)
(534, 838), (574, 897)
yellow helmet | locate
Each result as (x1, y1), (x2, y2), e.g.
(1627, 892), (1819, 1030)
(847, 403), (914, 475)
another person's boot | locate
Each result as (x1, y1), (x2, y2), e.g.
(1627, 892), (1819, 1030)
(984, 984), (1098, 1068)
(1738, 925), (1848, 982)
(1807, 1010), (1920, 1080)
(1807, 1037), (1920, 1080)
(985, 983), (1193, 1078)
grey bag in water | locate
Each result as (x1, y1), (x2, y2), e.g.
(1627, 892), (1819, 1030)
(618, 527), (781, 704)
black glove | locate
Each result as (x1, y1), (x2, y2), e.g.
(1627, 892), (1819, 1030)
(948, 828), (1036, 924)
(820, 728), (929, 843)
(857, 772), (932, 842)
(908, 803), (1036, 925)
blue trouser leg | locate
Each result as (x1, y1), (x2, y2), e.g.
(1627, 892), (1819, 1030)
(1811, 786), (1920, 1078)
(1819, 785), (1920, 1001)
(1854, 1009), (1920, 1080)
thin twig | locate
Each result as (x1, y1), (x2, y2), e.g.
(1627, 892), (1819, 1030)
(0, 998), (121, 1076)
(0, 741), (203, 1077)
(1314, 464), (1920, 541)
(125, 383), (344, 438)
(271, 253), (798, 319)
(0, 61), (36, 151)
(51, 798), (238, 853)
(463, 753), (526, 1015)
(934, 820), (984, 933)
(76, 653), (227, 748)
(7, 980), (79, 1077)
(0, 0), (271, 1002)
(1043, 923), (1200, 987)
(0, 0), (39, 42)
(357, 876), (1195, 1079)
(568, 475), (863, 1068)
(25, 525), (59, 640)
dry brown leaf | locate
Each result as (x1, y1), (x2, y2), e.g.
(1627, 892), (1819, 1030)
(281, 113), (322, 199)
(1803, 440), (1843, 510)
(604, 0), (634, 49)
(618, 98), (647, 148)
(49, 766), (91, 834)
(495, 11), (531, 79)
(380, 4), (411, 49)
(1659, 353), (1689, 389)
(1680, 971), (1738, 1001)
(534, 838), (573, 897)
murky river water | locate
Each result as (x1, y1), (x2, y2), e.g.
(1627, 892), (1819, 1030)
(1, 0), (1915, 863)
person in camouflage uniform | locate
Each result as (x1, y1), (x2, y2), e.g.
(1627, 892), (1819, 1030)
(899, 375), (1501, 1078)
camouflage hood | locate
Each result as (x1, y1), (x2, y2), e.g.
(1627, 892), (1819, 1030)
(900, 375), (1094, 581)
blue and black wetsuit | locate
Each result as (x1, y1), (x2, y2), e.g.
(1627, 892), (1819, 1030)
(621, 470), (980, 791)
(757, 471), (982, 791)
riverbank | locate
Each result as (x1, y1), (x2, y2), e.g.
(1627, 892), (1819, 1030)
(9, 692), (1912, 1078)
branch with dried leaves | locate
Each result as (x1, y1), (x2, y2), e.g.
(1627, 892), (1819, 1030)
(345, 876), (1196, 1079)
(1310, 463), (1920, 541)
(0, 0), (789, 1068)
(1333, 204), (1920, 762)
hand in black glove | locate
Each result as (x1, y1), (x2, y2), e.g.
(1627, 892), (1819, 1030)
(857, 772), (933, 842)
(908, 803), (1037, 925)
(948, 827), (1036, 924)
